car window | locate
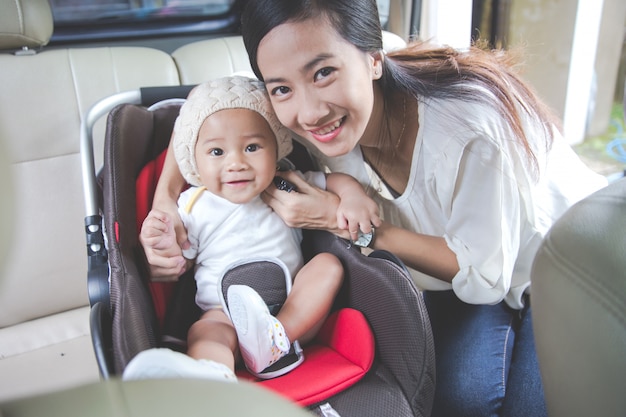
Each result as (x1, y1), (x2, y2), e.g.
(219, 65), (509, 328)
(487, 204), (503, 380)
(50, 0), (233, 23)
(49, 0), (392, 43)
(377, 0), (390, 28)
(49, 0), (239, 43)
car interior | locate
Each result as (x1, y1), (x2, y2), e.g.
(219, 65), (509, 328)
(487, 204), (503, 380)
(0, 0), (624, 415)
(0, 0), (410, 407)
(0, 0), (258, 401)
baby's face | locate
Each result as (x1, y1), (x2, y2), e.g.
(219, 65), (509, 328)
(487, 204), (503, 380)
(195, 108), (278, 204)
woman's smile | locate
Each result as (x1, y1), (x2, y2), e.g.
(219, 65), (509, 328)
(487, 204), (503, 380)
(309, 117), (345, 143)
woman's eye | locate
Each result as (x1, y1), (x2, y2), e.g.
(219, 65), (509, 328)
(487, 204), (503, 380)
(314, 67), (334, 82)
(209, 148), (223, 156)
(271, 86), (291, 96)
(246, 144), (260, 152)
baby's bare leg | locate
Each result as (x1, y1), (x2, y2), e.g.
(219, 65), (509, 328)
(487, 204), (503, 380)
(187, 308), (239, 371)
(277, 252), (344, 344)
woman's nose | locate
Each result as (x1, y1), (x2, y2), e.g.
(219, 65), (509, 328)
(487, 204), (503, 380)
(297, 91), (328, 127)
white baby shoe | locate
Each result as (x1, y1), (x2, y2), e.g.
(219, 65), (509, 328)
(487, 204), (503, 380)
(227, 285), (291, 375)
(122, 348), (237, 383)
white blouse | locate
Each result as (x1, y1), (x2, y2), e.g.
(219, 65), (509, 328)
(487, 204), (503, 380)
(309, 96), (607, 309)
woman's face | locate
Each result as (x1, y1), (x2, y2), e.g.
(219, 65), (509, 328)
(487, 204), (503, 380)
(257, 16), (383, 157)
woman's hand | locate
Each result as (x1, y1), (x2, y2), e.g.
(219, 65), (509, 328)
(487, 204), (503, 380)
(140, 208), (189, 281)
(336, 190), (381, 242)
(325, 171), (381, 241)
(262, 170), (348, 238)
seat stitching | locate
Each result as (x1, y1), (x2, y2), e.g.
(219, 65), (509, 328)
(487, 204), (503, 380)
(13, 0), (24, 35)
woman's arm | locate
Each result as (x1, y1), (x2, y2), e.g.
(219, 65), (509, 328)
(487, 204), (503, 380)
(265, 171), (457, 281)
(153, 137), (187, 230)
(374, 221), (459, 283)
(264, 171), (459, 282)
(141, 136), (190, 277)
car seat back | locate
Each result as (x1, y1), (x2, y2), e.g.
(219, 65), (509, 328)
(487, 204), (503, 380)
(531, 177), (626, 417)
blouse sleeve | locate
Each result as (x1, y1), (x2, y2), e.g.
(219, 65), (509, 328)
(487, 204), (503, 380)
(442, 137), (522, 306)
(299, 170), (327, 190)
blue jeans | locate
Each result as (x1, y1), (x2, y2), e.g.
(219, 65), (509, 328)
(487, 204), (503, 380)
(423, 291), (547, 417)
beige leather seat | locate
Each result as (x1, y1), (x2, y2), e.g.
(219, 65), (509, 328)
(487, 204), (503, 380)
(0, 0), (179, 400)
(531, 177), (626, 417)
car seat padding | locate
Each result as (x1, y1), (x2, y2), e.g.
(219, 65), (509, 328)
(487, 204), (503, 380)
(238, 308), (375, 406)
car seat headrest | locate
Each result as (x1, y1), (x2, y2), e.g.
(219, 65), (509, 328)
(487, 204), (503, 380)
(382, 30), (407, 52)
(0, 0), (54, 51)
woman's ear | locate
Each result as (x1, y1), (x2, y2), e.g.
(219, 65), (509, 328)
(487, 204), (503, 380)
(371, 50), (384, 80)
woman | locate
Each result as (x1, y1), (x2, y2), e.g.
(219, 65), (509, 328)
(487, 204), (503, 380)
(144, 0), (607, 415)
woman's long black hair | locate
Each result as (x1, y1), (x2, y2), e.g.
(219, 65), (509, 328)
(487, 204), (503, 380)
(241, 0), (558, 178)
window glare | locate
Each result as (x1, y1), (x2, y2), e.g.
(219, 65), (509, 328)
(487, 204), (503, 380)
(377, 0), (390, 27)
(51, 1), (389, 25)
(47, 0), (392, 43)
(49, 0), (234, 24)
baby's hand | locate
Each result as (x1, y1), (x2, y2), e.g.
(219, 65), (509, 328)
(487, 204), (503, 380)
(336, 194), (381, 242)
(140, 209), (187, 280)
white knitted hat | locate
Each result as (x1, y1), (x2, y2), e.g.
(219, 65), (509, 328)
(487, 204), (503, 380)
(173, 75), (293, 187)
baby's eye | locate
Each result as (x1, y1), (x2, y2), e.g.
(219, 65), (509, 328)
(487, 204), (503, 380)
(209, 148), (223, 156)
(246, 144), (260, 152)
(314, 67), (334, 82)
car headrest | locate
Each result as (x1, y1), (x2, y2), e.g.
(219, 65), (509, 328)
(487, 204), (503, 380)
(0, 0), (54, 51)
(382, 30), (407, 52)
(531, 177), (625, 415)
